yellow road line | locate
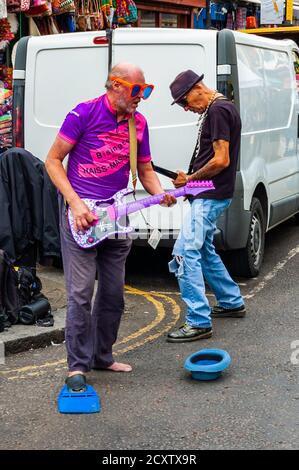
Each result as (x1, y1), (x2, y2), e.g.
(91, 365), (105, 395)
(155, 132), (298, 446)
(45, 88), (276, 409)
(0, 359), (66, 375)
(116, 291), (181, 354)
(0, 286), (181, 378)
(116, 285), (165, 346)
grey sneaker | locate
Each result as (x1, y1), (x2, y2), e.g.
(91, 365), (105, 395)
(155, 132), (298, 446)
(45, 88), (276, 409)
(211, 305), (246, 318)
(167, 323), (212, 343)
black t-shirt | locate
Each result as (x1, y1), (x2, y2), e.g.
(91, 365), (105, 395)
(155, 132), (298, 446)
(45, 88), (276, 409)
(191, 99), (241, 200)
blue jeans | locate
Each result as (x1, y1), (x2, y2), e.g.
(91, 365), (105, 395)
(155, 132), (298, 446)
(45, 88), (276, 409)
(169, 198), (244, 328)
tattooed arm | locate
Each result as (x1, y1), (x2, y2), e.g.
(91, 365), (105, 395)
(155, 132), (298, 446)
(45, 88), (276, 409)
(172, 140), (230, 188)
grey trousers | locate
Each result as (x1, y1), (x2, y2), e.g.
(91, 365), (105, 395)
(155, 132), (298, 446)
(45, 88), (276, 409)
(59, 196), (132, 372)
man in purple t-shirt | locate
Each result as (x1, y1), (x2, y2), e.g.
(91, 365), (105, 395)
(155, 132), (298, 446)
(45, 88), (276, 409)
(45, 63), (175, 392)
(167, 70), (245, 343)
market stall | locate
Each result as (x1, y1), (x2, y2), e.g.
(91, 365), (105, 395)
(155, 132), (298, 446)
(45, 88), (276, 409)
(0, 0), (138, 152)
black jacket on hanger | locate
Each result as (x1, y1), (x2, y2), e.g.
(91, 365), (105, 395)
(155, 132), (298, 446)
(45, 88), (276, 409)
(0, 148), (60, 263)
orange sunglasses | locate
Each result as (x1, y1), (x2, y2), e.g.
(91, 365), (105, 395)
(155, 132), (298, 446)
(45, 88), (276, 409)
(111, 76), (154, 99)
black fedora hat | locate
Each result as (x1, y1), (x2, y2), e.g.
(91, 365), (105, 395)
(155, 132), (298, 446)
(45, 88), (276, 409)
(170, 70), (204, 105)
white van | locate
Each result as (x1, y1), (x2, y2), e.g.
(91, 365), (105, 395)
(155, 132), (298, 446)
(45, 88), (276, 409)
(12, 28), (299, 277)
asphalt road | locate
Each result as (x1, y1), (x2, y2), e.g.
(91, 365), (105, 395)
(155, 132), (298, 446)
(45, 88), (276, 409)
(0, 218), (299, 450)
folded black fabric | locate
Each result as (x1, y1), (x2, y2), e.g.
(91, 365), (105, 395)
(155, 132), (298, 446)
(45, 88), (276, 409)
(0, 148), (60, 262)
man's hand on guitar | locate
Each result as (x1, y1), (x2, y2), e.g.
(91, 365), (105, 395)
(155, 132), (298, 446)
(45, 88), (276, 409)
(159, 193), (177, 207)
(70, 199), (98, 232)
(68, 183), (214, 248)
(172, 171), (190, 188)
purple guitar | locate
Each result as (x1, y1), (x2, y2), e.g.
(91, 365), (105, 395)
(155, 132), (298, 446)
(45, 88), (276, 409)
(68, 181), (215, 249)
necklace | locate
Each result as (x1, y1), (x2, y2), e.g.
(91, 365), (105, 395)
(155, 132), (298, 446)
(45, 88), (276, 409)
(188, 90), (218, 175)
(196, 90), (218, 127)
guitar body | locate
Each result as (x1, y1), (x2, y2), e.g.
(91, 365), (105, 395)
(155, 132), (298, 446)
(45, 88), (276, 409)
(68, 188), (134, 249)
(68, 181), (215, 249)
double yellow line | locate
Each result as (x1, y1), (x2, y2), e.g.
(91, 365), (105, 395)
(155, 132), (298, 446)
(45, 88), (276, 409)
(0, 285), (181, 380)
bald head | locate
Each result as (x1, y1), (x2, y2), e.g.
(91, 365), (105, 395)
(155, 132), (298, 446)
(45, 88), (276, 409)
(105, 62), (147, 117)
(106, 63), (145, 89)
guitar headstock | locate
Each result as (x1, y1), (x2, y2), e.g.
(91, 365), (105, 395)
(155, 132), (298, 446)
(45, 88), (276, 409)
(184, 180), (215, 196)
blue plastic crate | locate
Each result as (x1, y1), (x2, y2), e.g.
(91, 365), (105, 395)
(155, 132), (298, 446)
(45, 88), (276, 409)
(57, 384), (101, 414)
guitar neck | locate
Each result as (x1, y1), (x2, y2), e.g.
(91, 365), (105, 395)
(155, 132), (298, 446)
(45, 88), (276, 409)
(118, 187), (186, 217)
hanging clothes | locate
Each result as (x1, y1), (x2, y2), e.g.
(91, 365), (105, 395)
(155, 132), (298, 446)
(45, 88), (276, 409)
(0, 148), (61, 263)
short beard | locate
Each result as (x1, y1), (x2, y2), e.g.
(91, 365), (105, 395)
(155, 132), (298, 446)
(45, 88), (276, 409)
(117, 96), (133, 114)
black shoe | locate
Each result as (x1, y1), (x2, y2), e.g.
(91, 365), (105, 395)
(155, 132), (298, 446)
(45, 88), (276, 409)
(211, 305), (246, 318)
(167, 323), (212, 343)
(65, 374), (86, 392)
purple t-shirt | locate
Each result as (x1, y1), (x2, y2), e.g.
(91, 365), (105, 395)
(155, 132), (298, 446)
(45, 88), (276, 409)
(58, 94), (151, 199)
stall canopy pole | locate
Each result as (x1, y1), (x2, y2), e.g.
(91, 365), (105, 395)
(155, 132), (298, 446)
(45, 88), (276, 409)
(206, 0), (211, 28)
(106, 28), (113, 74)
(19, 12), (22, 39)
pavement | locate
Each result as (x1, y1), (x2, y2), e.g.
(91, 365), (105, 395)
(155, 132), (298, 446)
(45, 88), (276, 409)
(1, 265), (68, 355)
(1, 261), (176, 356)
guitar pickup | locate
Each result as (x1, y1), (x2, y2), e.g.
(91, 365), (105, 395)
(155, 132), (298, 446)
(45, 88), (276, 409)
(107, 205), (116, 221)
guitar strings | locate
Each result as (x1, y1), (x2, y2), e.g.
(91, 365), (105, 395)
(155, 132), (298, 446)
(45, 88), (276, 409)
(133, 192), (154, 233)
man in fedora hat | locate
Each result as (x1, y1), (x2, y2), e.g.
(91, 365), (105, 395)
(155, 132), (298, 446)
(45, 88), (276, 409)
(167, 70), (246, 343)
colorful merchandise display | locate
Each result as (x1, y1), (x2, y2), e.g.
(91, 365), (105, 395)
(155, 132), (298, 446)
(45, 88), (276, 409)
(0, 89), (12, 150)
(20, 0), (138, 34)
(0, 65), (12, 89)
(0, 17), (15, 40)
(0, 0), (138, 151)
(194, 2), (260, 30)
(0, 8), (16, 151)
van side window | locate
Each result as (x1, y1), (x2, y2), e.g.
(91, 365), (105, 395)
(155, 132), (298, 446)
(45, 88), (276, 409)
(237, 44), (292, 132)
(236, 45), (267, 133)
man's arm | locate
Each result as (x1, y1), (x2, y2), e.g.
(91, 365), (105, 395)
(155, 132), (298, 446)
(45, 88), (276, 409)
(45, 136), (97, 231)
(190, 139), (230, 180)
(137, 161), (176, 206)
(173, 139), (230, 188)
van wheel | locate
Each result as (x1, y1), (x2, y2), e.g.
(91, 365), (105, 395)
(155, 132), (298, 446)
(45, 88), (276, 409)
(228, 198), (265, 278)
(294, 212), (299, 224)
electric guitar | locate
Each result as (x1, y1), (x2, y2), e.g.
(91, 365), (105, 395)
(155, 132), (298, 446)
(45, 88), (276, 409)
(68, 181), (215, 249)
